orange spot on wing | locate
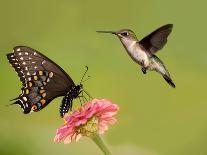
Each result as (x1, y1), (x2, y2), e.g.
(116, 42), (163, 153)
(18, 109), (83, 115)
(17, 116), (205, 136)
(25, 89), (29, 94)
(40, 99), (46, 105)
(32, 105), (37, 111)
(29, 82), (32, 87)
(34, 76), (38, 80)
(39, 71), (43, 75)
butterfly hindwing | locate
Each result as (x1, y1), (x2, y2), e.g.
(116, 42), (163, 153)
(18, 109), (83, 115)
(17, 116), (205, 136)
(11, 70), (52, 113)
(7, 46), (76, 114)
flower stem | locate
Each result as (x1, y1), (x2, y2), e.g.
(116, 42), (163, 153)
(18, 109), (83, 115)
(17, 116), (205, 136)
(90, 133), (112, 155)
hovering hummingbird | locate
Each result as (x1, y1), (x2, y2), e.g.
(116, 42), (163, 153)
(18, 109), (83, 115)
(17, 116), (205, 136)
(97, 24), (175, 88)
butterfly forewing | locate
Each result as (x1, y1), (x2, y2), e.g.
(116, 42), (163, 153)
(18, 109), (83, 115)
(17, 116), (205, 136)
(13, 46), (74, 86)
(7, 46), (75, 114)
(7, 53), (27, 85)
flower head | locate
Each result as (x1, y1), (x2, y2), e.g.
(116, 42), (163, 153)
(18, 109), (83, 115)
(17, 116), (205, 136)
(54, 99), (119, 144)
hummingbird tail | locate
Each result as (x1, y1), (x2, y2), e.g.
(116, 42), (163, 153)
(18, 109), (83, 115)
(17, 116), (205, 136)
(163, 74), (176, 88)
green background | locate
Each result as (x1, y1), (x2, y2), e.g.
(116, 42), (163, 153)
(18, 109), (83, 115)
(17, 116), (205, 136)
(0, 0), (206, 155)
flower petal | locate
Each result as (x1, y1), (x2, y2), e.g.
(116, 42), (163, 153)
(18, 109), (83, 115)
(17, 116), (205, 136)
(54, 98), (119, 144)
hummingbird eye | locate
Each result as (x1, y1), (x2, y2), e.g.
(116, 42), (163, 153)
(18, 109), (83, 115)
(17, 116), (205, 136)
(121, 32), (128, 36)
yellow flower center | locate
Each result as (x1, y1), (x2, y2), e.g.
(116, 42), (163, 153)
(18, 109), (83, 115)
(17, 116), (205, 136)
(76, 117), (99, 136)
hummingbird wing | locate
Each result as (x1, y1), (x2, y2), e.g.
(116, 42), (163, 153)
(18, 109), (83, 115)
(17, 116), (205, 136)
(139, 24), (173, 54)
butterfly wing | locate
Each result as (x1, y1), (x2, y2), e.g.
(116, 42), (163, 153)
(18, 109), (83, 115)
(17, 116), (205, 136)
(139, 24), (173, 54)
(7, 46), (75, 113)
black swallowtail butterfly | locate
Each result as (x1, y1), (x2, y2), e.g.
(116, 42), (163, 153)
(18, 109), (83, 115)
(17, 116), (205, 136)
(7, 46), (89, 117)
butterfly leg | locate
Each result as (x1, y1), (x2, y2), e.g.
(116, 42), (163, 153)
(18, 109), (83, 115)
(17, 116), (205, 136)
(78, 96), (83, 105)
(82, 92), (87, 102)
(80, 91), (88, 102)
(83, 89), (93, 99)
(78, 95), (87, 106)
(78, 96), (87, 105)
(77, 91), (87, 106)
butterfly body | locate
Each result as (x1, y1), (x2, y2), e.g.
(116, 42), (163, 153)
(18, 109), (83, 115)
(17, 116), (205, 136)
(97, 24), (176, 88)
(60, 85), (82, 117)
(7, 46), (84, 117)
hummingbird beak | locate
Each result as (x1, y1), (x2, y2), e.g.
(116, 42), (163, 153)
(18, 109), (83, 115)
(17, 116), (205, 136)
(96, 30), (117, 35)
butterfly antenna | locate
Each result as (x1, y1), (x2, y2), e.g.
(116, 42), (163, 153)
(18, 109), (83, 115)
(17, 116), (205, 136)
(81, 75), (91, 83)
(80, 66), (89, 84)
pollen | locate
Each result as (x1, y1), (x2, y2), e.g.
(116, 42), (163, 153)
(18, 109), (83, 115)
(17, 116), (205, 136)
(77, 117), (98, 136)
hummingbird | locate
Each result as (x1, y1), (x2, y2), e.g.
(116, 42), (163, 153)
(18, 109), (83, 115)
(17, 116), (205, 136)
(97, 24), (175, 88)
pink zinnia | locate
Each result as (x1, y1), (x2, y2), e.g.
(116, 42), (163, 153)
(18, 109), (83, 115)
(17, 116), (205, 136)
(54, 99), (119, 144)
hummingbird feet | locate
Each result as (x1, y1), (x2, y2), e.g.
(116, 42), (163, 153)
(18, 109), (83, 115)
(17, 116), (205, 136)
(141, 67), (147, 74)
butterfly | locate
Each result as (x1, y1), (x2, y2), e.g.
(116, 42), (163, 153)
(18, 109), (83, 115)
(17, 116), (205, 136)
(7, 46), (89, 117)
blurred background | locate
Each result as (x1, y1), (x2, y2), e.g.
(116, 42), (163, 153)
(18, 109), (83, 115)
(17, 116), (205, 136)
(0, 0), (206, 155)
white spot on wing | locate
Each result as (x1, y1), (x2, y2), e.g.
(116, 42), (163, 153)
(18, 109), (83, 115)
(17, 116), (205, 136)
(18, 99), (25, 109)
(22, 62), (26, 65)
(23, 97), (28, 101)
(25, 103), (28, 108)
(25, 52), (29, 55)
(42, 60), (46, 64)
(20, 57), (23, 60)
(49, 72), (53, 78)
(17, 48), (21, 52)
